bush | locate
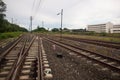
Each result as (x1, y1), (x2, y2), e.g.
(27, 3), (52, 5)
(0, 32), (22, 39)
(100, 32), (107, 36)
(0, 34), (7, 39)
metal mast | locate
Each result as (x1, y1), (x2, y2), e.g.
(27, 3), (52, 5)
(30, 16), (32, 32)
(60, 9), (63, 40)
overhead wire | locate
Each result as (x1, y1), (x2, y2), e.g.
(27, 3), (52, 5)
(31, 0), (36, 16)
(31, 0), (42, 20)
(33, 0), (42, 19)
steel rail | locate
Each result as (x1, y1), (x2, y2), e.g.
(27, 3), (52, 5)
(61, 36), (120, 49)
(45, 38), (120, 73)
(58, 36), (120, 44)
(47, 37), (120, 62)
(52, 35), (120, 49)
(10, 36), (35, 80)
(38, 36), (44, 80)
(0, 35), (23, 62)
(5, 38), (27, 80)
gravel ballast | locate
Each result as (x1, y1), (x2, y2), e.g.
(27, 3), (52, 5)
(43, 39), (120, 80)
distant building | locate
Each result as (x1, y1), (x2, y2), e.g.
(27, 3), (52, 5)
(87, 22), (120, 33)
(87, 22), (113, 33)
(110, 25), (120, 33)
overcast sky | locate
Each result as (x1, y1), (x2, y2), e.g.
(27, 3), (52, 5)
(4, 0), (120, 30)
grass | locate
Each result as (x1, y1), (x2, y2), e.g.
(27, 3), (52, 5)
(26, 32), (120, 43)
(52, 33), (120, 43)
(0, 32), (23, 40)
(67, 32), (120, 38)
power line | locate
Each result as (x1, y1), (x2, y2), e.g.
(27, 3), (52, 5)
(33, 0), (42, 19)
(31, 0), (42, 19)
(31, 0), (36, 16)
(30, 0), (42, 32)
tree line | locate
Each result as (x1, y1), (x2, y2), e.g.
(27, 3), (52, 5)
(0, 0), (28, 33)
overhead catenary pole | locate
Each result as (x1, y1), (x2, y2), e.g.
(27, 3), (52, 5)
(15, 19), (17, 24)
(42, 21), (44, 27)
(60, 9), (63, 40)
(11, 18), (13, 24)
(30, 16), (32, 32)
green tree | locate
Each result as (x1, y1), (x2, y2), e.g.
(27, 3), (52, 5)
(0, 0), (6, 32)
(0, 0), (6, 19)
(51, 28), (59, 32)
(32, 26), (47, 32)
(0, 0), (28, 33)
(63, 28), (70, 32)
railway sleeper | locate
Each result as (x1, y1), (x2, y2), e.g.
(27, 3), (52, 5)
(19, 75), (36, 80)
(21, 70), (35, 75)
(0, 77), (5, 80)
(26, 56), (36, 59)
(0, 71), (9, 77)
(24, 60), (37, 65)
(0, 58), (7, 65)
(5, 57), (17, 60)
(0, 59), (15, 67)
(19, 69), (37, 80)
(19, 59), (38, 80)
(6, 55), (17, 57)
(0, 59), (15, 73)
(2, 66), (12, 71)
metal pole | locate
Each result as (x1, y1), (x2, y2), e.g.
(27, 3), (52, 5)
(42, 21), (44, 27)
(60, 9), (63, 40)
(11, 18), (13, 24)
(30, 16), (32, 32)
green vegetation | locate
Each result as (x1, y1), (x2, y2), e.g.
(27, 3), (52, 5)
(53, 33), (120, 43)
(69, 31), (120, 38)
(51, 28), (60, 32)
(48, 27), (120, 38)
(0, 0), (28, 33)
(0, 0), (27, 40)
(39, 27), (120, 43)
(51, 28), (70, 32)
(32, 26), (48, 32)
(33, 26), (120, 43)
(0, 19), (28, 32)
(0, 32), (23, 39)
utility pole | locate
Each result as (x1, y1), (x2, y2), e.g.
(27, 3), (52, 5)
(30, 16), (32, 32)
(57, 9), (63, 40)
(47, 28), (49, 33)
(42, 21), (44, 27)
(11, 18), (13, 24)
(15, 19), (17, 24)
(61, 9), (63, 41)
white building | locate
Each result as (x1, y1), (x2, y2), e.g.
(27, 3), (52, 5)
(87, 22), (120, 33)
(110, 25), (120, 33)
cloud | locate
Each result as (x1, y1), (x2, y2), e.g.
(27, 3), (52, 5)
(4, 0), (120, 30)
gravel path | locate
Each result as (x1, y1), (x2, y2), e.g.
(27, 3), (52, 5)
(43, 39), (120, 80)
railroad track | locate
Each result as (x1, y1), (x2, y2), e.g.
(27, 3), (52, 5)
(55, 36), (120, 49)
(0, 34), (34, 80)
(0, 34), (53, 80)
(45, 37), (120, 73)
(0, 35), (24, 55)
(0, 35), (24, 62)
